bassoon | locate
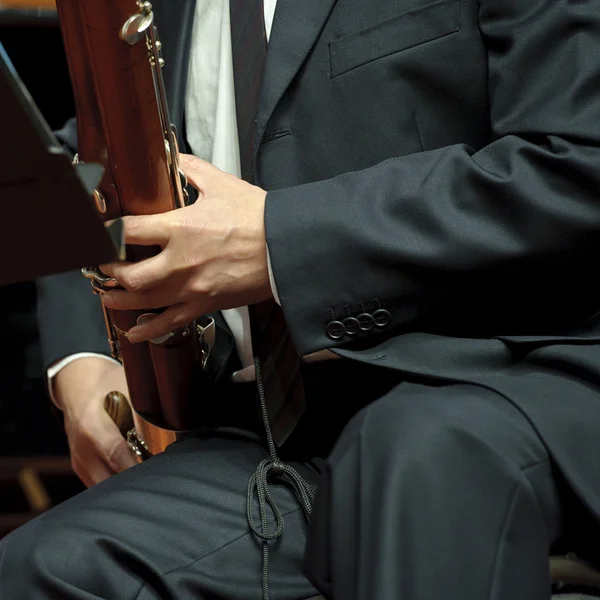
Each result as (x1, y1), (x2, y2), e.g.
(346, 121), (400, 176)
(55, 0), (214, 459)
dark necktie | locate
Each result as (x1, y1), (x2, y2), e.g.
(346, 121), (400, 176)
(230, 0), (267, 183)
(230, 5), (313, 598)
(229, 0), (306, 447)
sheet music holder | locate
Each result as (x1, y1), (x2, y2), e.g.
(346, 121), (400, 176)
(0, 41), (121, 287)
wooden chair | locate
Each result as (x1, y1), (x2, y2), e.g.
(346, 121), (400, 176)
(0, 456), (84, 538)
(0, 0), (56, 8)
(550, 554), (600, 595)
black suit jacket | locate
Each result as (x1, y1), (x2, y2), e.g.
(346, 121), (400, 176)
(39, 0), (600, 536)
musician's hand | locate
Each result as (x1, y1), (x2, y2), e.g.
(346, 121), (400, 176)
(54, 357), (137, 487)
(100, 154), (271, 343)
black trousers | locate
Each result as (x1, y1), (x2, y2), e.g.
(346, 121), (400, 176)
(0, 363), (565, 600)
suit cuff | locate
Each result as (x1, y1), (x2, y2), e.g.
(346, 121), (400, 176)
(47, 352), (120, 410)
(265, 242), (281, 305)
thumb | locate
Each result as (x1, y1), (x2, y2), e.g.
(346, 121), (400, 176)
(178, 153), (215, 193)
(96, 414), (138, 472)
(108, 438), (138, 472)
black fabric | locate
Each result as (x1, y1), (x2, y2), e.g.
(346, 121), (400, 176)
(229, 0), (306, 447)
(152, 0), (196, 155)
(0, 377), (566, 599)
(0, 432), (321, 600)
(260, 0), (600, 534)
(305, 382), (563, 599)
(36, 269), (111, 368)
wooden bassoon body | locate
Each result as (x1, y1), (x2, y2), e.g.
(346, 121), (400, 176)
(55, 0), (214, 459)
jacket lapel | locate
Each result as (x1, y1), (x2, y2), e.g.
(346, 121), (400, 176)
(257, 0), (338, 138)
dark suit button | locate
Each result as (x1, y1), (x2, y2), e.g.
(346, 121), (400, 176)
(373, 309), (391, 328)
(343, 317), (360, 336)
(326, 320), (346, 340)
(357, 312), (375, 331)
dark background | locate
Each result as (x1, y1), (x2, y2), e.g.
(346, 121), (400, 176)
(0, 8), (75, 457)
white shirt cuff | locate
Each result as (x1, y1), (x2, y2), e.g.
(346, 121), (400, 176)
(265, 243), (281, 305)
(47, 353), (120, 409)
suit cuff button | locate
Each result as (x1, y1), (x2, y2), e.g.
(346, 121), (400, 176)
(326, 320), (346, 340)
(357, 313), (375, 331)
(373, 309), (391, 328)
(342, 317), (360, 336)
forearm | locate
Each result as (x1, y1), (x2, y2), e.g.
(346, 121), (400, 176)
(47, 353), (119, 410)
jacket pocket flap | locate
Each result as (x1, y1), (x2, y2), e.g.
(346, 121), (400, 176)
(329, 0), (460, 78)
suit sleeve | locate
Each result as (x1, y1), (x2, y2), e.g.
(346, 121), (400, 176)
(265, 0), (600, 356)
(36, 117), (110, 370)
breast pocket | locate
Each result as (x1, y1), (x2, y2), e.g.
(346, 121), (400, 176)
(329, 0), (461, 78)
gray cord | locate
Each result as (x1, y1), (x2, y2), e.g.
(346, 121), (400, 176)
(246, 356), (315, 600)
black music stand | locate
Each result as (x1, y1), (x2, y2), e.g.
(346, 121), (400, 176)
(0, 41), (121, 287)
